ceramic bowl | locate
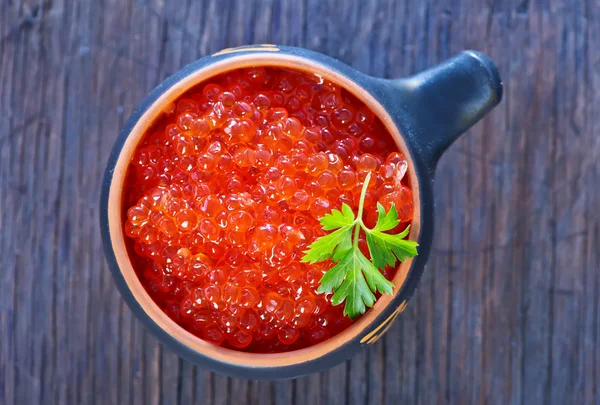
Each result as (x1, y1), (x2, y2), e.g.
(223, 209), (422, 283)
(100, 45), (502, 379)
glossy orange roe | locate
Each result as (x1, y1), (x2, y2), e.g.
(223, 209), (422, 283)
(122, 67), (414, 352)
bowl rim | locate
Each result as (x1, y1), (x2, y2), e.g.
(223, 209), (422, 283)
(102, 51), (421, 369)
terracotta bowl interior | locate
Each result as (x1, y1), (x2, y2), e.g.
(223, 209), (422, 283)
(107, 53), (421, 368)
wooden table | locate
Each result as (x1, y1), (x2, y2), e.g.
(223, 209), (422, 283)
(1, 0), (598, 404)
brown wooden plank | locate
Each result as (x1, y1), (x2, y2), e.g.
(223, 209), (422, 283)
(0, 2), (17, 403)
(515, 3), (559, 404)
(547, 1), (591, 403)
(475, 2), (523, 404)
(89, 0), (149, 404)
(293, 373), (322, 405)
(585, 4), (600, 405)
(444, 0), (505, 403)
(3, 0), (48, 403)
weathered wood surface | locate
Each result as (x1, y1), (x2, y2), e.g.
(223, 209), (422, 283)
(1, 0), (598, 404)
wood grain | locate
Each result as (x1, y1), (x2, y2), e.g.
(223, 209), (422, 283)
(1, 0), (598, 404)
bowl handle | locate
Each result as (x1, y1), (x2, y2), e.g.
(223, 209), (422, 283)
(393, 51), (503, 166)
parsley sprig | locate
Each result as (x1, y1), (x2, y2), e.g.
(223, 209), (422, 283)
(302, 172), (419, 319)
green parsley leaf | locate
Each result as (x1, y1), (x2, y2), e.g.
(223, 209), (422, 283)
(301, 225), (353, 264)
(372, 202), (400, 232)
(302, 172), (419, 319)
(319, 203), (355, 230)
(365, 222), (416, 270)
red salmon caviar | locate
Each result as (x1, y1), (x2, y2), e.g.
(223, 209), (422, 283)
(122, 66), (413, 353)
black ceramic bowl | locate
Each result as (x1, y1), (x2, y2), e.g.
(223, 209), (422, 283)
(100, 45), (502, 379)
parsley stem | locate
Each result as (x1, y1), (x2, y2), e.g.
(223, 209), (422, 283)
(352, 222), (361, 248)
(353, 172), (372, 247)
(356, 171), (372, 222)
